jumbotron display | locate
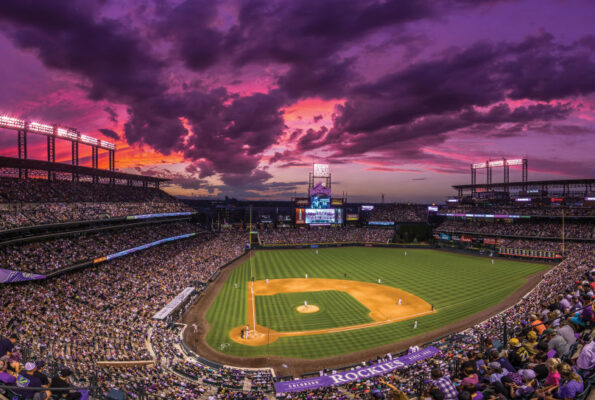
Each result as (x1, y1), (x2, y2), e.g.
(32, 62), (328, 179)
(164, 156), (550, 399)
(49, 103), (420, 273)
(305, 208), (343, 224)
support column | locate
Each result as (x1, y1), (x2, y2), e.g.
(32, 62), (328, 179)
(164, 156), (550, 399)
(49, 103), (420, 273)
(522, 159), (528, 192)
(91, 146), (99, 183)
(91, 146), (98, 169)
(18, 130), (28, 179)
(471, 165), (476, 196)
(504, 160), (509, 193)
(47, 136), (56, 181)
(108, 150), (115, 184)
(72, 141), (79, 182)
(108, 150), (115, 171)
(486, 161), (492, 186)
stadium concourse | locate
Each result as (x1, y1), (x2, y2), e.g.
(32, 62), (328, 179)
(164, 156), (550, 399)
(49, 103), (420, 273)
(0, 178), (592, 399)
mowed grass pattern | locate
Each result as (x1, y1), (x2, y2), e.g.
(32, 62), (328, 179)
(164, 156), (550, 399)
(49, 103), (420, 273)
(205, 248), (548, 359)
(255, 290), (374, 332)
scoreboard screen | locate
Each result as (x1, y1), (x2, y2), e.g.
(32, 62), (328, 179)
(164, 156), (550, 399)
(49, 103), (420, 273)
(311, 196), (330, 209)
(305, 208), (336, 224)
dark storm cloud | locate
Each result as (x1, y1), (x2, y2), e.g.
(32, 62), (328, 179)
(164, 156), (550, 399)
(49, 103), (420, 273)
(313, 33), (595, 159)
(98, 128), (120, 140)
(104, 106), (118, 123)
(0, 0), (165, 102)
(1, 0), (593, 188)
(156, 0), (224, 71)
(326, 102), (573, 158)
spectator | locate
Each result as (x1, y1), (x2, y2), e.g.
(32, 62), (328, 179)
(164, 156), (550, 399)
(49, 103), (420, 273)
(0, 334), (17, 358)
(50, 369), (82, 400)
(556, 363), (584, 400)
(429, 368), (458, 400)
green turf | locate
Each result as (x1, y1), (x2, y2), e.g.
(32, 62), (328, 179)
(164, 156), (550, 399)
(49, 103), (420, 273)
(255, 290), (374, 332)
(205, 248), (548, 359)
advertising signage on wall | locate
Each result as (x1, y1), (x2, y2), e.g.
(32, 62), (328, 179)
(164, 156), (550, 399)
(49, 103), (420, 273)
(295, 208), (306, 224)
(295, 198), (310, 206)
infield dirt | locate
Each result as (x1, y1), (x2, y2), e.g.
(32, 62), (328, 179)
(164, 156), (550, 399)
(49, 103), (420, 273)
(230, 278), (433, 346)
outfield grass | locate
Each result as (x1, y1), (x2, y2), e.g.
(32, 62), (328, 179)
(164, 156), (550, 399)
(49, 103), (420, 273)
(205, 248), (548, 359)
(255, 290), (373, 332)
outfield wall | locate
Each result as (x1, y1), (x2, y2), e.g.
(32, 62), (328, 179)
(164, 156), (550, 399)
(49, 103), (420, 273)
(256, 242), (431, 250)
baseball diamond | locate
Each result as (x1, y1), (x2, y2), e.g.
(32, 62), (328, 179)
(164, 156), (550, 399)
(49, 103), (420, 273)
(197, 247), (548, 363)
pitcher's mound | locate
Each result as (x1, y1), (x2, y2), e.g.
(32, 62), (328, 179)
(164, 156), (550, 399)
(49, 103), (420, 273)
(297, 305), (320, 314)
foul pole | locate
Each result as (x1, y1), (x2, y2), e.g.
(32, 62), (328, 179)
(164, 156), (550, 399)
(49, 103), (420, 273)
(249, 205), (256, 333)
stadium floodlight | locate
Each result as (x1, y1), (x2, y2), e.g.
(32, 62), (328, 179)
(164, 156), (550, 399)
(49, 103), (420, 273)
(586, 197), (595, 201)
(472, 162), (486, 169)
(488, 160), (504, 167)
(100, 140), (115, 150)
(29, 122), (54, 135)
(0, 116), (26, 130)
(79, 134), (99, 146)
(506, 159), (523, 166)
(515, 198), (531, 202)
(56, 127), (79, 141)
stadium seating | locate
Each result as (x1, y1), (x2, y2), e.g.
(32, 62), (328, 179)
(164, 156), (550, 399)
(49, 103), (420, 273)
(0, 187), (593, 399)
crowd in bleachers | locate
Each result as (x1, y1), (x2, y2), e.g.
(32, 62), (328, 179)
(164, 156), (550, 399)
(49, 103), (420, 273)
(366, 203), (428, 222)
(0, 201), (191, 232)
(0, 177), (176, 203)
(440, 205), (593, 217)
(0, 180), (593, 400)
(0, 229), (252, 398)
(436, 220), (594, 239)
(1, 234), (593, 399)
(498, 239), (563, 251)
(0, 221), (198, 274)
(0, 177), (193, 232)
(259, 227), (394, 245)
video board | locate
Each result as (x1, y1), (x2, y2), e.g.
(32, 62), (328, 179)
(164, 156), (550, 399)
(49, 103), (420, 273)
(311, 196), (330, 209)
(305, 208), (343, 224)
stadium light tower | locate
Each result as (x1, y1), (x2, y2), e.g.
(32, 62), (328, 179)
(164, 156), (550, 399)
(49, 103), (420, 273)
(471, 158), (528, 195)
(0, 114), (117, 181)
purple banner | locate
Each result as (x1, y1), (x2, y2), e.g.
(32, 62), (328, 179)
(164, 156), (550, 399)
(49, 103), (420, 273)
(0, 268), (45, 283)
(274, 346), (440, 393)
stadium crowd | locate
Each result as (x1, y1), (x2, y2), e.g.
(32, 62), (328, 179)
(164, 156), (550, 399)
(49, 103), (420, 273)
(439, 205), (593, 217)
(0, 180), (593, 399)
(0, 221), (198, 274)
(436, 220), (593, 239)
(0, 177), (192, 232)
(259, 227), (394, 245)
(0, 229), (256, 399)
(0, 202), (191, 232)
(365, 204), (428, 223)
(498, 239), (564, 252)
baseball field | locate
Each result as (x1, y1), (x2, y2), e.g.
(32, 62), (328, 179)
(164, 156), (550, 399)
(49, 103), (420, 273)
(204, 248), (548, 360)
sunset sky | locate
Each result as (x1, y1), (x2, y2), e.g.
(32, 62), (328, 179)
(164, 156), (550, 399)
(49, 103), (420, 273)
(0, 0), (593, 202)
